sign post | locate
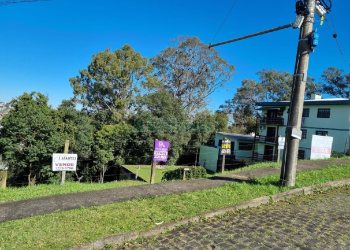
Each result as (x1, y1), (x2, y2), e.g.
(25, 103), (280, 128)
(52, 140), (78, 185)
(0, 156), (8, 189)
(150, 139), (170, 184)
(220, 138), (231, 173)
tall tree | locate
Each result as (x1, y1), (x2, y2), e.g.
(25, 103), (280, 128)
(152, 37), (234, 115)
(130, 91), (191, 164)
(0, 93), (61, 185)
(70, 45), (154, 123)
(321, 67), (350, 98)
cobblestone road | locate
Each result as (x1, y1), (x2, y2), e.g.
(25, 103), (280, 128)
(119, 187), (350, 250)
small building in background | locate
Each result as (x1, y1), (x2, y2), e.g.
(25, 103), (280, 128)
(198, 132), (254, 172)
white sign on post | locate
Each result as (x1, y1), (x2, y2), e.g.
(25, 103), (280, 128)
(278, 137), (285, 150)
(52, 153), (78, 171)
(310, 135), (333, 160)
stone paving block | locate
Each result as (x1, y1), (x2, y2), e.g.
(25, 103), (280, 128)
(117, 187), (350, 250)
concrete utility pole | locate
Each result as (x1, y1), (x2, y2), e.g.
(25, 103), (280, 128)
(280, 0), (316, 187)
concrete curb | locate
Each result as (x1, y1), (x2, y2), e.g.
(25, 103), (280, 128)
(73, 178), (350, 250)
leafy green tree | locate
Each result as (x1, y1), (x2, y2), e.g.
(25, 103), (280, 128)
(0, 93), (61, 185)
(152, 37), (234, 115)
(57, 99), (95, 181)
(94, 123), (135, 183)
(70, 45), (154, 124)
(321, 67), (350, 98)
(130, 91), (191, 164)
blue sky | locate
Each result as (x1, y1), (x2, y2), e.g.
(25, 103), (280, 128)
(0, 0), (349, 110)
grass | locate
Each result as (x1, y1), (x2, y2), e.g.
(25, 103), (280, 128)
(123, 165), (181, 183)
(0, 180), (144, 204)
(0, 163), (349, 249)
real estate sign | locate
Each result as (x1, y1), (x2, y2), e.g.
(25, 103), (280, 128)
(310, 135), (333, 160)
(153, 140), (170, 162)
(220, 138), (231, 155)
(52, 153), (78, 171)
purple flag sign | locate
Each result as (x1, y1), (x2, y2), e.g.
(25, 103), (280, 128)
(153, 139), (170, 162)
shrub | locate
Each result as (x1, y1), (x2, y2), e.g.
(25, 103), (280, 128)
(162, 166), (207, 181)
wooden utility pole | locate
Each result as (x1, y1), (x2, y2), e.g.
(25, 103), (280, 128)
(280, 0), (316, 187)
(61, 140), (70, 185)
(150, 160), (156, 184)
(150, 139), (157, 184)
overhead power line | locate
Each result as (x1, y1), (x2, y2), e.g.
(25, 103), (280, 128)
(0, 0), (47, 6)
(325, 15), (350, 68)
(211, 0), (240, 44)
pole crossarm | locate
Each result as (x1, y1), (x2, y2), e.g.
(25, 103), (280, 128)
(208, 23), (293, 48)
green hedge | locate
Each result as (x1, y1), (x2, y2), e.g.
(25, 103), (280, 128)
(162, 166), (207, 181)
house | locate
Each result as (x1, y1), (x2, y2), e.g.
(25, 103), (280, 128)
(198, 132), (254, 172)
(255, 94), (350, 160)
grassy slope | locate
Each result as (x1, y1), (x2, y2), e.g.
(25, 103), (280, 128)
(123, 165), (180, 183)
(0, 164), (349, 249)
(0, 180), (144, 204)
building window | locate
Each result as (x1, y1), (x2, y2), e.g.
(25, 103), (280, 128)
(301, 129), (307, 139)
(238, 142), (253, 151)
(302, 108), (310, 117)
(298, 150), (305, 160)
(316, 130), (328, 136)
(317, 108), (330, 118)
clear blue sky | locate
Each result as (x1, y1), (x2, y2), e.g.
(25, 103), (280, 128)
(0, 0), (349, 110)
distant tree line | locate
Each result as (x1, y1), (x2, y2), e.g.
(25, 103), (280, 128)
(0, 37), (233, 185)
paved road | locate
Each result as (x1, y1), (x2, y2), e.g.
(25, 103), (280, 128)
(120, 187), (350, 250)
(1, 159), (349, 223)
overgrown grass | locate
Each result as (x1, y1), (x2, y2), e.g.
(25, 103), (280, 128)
(0, 180), (144, 204)
(123, 165), (181, 183)
(0, 164), (349, 249)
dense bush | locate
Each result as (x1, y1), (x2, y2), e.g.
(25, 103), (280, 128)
(162, 166), (207, 181)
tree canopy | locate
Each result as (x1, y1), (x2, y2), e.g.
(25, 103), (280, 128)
(0, 93), (62, 185)
(321, 67), (350, 98)
(70, 45), (154, 123)
(152, 37), (234, 115)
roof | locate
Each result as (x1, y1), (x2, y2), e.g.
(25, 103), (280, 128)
(256, 98), (350, 107)
(216, 132), (255, 142)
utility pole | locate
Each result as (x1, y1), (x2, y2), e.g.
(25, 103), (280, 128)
(280, 0), (316, 187)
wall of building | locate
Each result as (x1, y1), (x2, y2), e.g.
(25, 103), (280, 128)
(198, 145), (219, 172)
(258, 104), (350, 160)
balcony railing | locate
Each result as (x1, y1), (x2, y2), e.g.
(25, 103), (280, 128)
(260, 117), (284, 125)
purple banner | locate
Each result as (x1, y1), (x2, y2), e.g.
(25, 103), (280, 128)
(153, 139), (170, 162)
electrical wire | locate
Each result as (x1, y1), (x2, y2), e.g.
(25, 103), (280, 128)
(210, 0), (240, 44)
(325, 15), (350, 69)
(0, 0), (47, 6)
